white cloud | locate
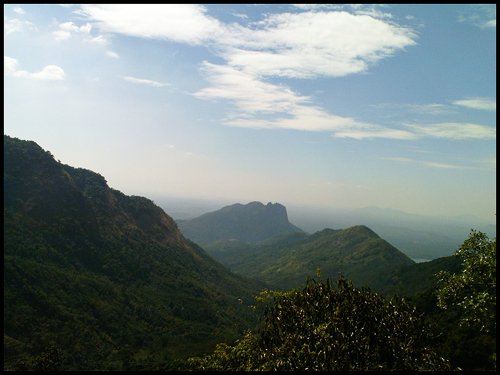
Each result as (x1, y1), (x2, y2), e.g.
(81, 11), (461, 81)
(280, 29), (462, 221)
(78, 4), (224, 45)
(4, 16), (34, 34)
(292, 4), (340, 11)
(382, 156), (414, 163)
(422, 161), (465, 170)
(4, 56), (19, 74)
(106, 50), (120, 59)
(383, 156), (470, 170)
(194, 63), (420, 139)
(16, 65), (66, 81)
(123, 76), (168, 88)
(221, 11), (416, 79)
(67, 4), (496, 143)
(453, 97), (496, 111)
(13, 7), (25, 15)
(404, 103), (452, 115)
(333, 127), (417, 140)
(88, 35), (108, 45)
(53, 21), (92, 41)
(232, 13), (248, 20)
(79, 5), (416, 79)
(79, 5), (424, 140)
(369, 102), (453, 117)
(4, 56), (65, 80)
(225, 104), (417, 140)
(194, 63), (310, 114)
(407, 122), (496, 140)
(53, 29), (72, 41)
(483, 19), (496, 28)
(457, 4), (496, 29)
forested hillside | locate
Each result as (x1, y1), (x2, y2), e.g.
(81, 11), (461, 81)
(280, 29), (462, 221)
(4, 135), (264, 370)
(205, 225), (415, 291)
(4, 135), (494, 371)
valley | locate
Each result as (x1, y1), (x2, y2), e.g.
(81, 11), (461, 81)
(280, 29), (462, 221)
(3, 135), (495, 371)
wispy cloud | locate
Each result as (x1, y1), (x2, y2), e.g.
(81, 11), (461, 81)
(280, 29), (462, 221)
(4, 56), (65, 81)
(87, 35), (108, 46)
(422, 161), (465, 170)
(457, 4), (496, 29)
(222, 11), (415, 79)
(292, 4), (392, 20)
(453, 97), (496, 111)
(13, 7), (25, 15)
(370, 102), (453, 116)
(53, 21), (92, 41)
(75, 5), (492, 142)
(78, 4), (224, 45)
(123, 76), (168, 88)
(194, 63), (310, 114)
(4, 56), (18, 75)
(79, 5), (416, 79)
(382, 156), (470, 170)
(106, 50), (120, 59)
(406, 122), (496, 140)
(333, 127), (416, 140)
(4, 16), (35, 35)
(426, 156), (494, 171)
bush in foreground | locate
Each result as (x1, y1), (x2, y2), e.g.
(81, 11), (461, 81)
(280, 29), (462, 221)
(189, 276), (451, 371)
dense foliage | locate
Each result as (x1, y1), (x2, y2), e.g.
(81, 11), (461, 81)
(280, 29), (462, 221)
(205, 226), (415, 291)
(436, 230), (496, 334)
(4, 135), (262, 370)
(4, 135), (495, 371)
(435, 230), (496, 368)
(189, 276), (451, 371)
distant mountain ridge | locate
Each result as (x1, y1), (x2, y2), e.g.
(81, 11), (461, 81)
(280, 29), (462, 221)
(177, 201), (304, 245)
(287, 205), (495, 260)
(4, 135), (263, 370)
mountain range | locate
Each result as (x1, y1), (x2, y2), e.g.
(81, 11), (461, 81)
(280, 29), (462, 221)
(287, 205), (495, 260)
(4, 134), (469, 370)
(177, 202), (464, 294)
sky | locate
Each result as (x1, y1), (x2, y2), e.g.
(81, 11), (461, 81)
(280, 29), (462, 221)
(4, 4), (496, 221)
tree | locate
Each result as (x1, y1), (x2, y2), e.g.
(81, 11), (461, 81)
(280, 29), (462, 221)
(436, 230), (496, 369)
(436, 230), (496, 334)
(189, 276), (450, 371)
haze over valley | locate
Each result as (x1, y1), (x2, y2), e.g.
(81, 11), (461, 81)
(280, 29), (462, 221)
(5, 4), (496, 223)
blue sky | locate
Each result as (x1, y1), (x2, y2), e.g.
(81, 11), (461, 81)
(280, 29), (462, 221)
(4, 4), (496, 220)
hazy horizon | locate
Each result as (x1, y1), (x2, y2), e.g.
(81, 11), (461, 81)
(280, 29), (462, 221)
(4, 4), (496, 221)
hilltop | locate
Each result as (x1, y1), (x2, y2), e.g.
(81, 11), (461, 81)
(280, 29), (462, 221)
(204, 225), (415, 291)
(176, 201), (304, 245)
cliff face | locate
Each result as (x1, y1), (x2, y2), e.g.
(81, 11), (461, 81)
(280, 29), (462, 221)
(177, 201), (304, 245)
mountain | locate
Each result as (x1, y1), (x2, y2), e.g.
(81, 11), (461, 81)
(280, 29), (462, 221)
(3, 135), (264, 370)
(204, 225), (415, 291)
(287, 205), (495, 260)
(176, 201), (304, 245)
